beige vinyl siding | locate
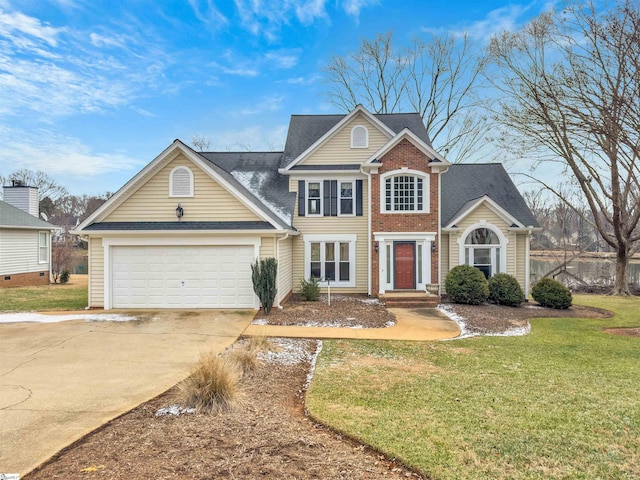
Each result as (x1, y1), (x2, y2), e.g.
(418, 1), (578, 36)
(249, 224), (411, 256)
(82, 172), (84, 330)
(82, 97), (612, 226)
(440, 233), (449, 286)
(302, 113), (390, 166)
(515, 233), (527, 289)
(0, 229), (47, 275)
(104, 153), (261, 222)
(260, 236), (274, 259)
(277, 236), (293, 303)
(89, 237), (104, 308)
(290, 179), (369, 293)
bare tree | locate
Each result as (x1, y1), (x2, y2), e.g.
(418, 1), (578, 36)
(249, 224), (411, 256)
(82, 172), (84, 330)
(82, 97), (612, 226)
(51, 243), (76, 283)
(0, 169), (68, 202)
(323, 31), (490, 162)
(490, 0), (640, 294)
(191, 135), (212, 152)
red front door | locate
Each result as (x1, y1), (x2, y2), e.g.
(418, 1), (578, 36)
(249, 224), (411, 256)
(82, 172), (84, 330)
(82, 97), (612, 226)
(394, 242), (416, 290)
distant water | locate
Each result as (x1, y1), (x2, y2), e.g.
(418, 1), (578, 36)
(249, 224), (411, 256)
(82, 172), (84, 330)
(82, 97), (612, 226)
(531, 256), (640, 287)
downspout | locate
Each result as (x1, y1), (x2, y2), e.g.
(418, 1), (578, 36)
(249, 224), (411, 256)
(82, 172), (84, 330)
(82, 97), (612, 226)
(365, 170), (372, 297)
(525, 228), (532, 301)
(437, 167), (448, 295)
(276, 231), (291, 308)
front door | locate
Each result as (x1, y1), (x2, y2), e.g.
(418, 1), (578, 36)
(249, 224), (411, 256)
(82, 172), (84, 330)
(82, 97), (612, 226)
(394, 242), (416, 289)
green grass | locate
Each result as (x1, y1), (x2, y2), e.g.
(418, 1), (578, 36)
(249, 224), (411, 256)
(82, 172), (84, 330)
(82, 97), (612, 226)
(0, 280), (88, 311)
(306, 295), (640, 479)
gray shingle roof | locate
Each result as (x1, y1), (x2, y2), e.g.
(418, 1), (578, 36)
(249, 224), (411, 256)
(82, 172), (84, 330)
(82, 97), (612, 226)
(0, 201), (55, 229)
(199, 151), (296, 229)
(280, 112), (431, 168)
(84, 221), (275, 231)
(441, 164), (539, 228)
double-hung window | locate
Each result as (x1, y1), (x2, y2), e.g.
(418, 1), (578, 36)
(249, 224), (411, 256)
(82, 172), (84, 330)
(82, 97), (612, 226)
(307, 182), (321, 215)
(305, 235), (356, 287)
(302, 180), (357, 216)
(382, 171), (428, 213)
(339, 181), (354, 215)
(38, 232), (49, 263)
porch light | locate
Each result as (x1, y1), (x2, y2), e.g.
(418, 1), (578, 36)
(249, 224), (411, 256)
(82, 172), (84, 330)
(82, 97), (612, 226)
(431, 242), (437, 253)
(374, 241), (379, 253)
(176, 203), (184, 219)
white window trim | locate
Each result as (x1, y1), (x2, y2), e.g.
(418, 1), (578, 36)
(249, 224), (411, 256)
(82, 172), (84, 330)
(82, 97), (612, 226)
(457, 222), (508, 277)
(350, 125), (369, 148)
(305, 179), (356, 217)
(304, 234), (357, 287)
(38, 231), (49, 264)
(380, 169), (429, 214)
(169, 166), (195, 198)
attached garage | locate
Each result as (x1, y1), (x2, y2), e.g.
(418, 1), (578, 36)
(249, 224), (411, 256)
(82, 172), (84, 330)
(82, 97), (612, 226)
(109, 244), (256, 309)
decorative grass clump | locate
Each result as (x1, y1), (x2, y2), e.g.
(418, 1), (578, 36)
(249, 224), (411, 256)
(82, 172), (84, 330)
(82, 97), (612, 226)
(488, 273), (524, 307)
(445, 265), (489, 305)
(179, 352), (242, 414)
(227, 348), (259, 377)
(531, 277), (572, 309)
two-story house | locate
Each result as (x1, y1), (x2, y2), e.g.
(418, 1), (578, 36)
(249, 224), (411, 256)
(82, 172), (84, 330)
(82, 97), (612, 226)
(75, 106), (539, 309)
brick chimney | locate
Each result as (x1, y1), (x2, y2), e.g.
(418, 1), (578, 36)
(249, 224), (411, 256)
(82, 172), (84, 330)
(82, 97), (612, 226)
(3, 180), (39, 217)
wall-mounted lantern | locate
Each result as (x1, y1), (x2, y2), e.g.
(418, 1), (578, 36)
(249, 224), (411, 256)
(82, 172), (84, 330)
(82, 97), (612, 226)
(176, 203), (184, 219)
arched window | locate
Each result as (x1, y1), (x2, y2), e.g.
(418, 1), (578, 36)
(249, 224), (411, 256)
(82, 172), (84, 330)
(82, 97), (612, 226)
(381, 170), (429, 213)
(351, 125), (368, 148)
(169, 166), (194, 197)
(464, 227), (501, 278)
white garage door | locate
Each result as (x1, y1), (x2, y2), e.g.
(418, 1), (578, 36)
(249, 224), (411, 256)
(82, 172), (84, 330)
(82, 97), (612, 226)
(111, 245), (256, 308)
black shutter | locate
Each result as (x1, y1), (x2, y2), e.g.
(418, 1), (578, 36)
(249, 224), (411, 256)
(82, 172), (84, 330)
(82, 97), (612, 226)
(323, 180), (331, 216)
(298, 180), (305, 216)
(330, 180), (338, 216)
(356, 179), (363, 216)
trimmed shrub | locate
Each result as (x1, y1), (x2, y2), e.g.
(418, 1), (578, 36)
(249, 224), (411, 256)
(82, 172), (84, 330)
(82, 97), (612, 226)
(445, 265), (489, 305)
(299, 277), (320, 301)
(488, 273), (524, 307)
(531, 278), (572, 309)
(59, 270), (70, 284)
(179, 352), (242, 414)
(251, 258), (278, 315)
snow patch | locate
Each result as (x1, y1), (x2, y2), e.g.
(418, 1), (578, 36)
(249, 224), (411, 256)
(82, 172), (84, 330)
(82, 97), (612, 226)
(155, 405), (196, 417)
(252, 318), (269, 325)
(0, 313), (138, 324)
(232, 170), (291, 225)
(258, 338), (316, 366)
(437, 304), (530, 339)
(305, 340), (323, 390)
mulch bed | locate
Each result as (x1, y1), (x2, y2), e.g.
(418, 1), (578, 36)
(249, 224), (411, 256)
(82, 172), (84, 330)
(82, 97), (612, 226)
(25, 297), (617, 479)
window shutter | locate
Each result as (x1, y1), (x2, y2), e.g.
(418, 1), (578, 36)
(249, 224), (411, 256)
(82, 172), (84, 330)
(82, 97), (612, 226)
(356, 179), (363, 216)
(330, 180), (338, 216)
(323, 180), (331, 216)
(298, 180), (305, 216)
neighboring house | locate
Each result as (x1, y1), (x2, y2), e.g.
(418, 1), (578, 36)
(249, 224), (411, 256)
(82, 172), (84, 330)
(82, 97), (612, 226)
(1, 184), (56, 287)
(75, 105), (540, 310)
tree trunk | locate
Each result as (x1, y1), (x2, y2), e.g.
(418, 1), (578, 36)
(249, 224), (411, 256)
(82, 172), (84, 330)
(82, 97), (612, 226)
(613, 247), (631, 295)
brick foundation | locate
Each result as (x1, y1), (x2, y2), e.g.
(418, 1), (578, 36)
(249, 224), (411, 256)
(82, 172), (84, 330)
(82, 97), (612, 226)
(371, 139), (440, 294)
(1, 271), (50, 288)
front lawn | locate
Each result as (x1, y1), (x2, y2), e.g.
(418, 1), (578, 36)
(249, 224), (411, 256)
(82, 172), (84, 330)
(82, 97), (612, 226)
(306, 295), (640, 479)
(0, 276), (88, 312)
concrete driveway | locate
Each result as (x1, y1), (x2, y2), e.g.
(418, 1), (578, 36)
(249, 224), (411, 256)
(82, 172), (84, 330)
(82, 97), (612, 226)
(0, 309), (253, 475)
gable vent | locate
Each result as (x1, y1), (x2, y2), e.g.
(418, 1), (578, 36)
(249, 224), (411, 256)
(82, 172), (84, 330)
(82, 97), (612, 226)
(351, 125), (368, 148)
(170, 166), (194, 197)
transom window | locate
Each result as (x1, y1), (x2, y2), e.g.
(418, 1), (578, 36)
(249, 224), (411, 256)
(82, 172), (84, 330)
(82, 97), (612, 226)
(351, 125), (368, 148)
(464, 227), (501, 278)
(384, 174), (426, 212)
(169, 166), (194, 197)
(304, 235), (356, 287)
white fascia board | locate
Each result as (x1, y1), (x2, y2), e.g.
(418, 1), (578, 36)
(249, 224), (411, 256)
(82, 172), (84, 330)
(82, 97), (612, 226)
(288, 171), (367, 179)
(280, 105), (395, 173)
(508, 226), (543, 232)
(445, 195), (524, 229)
(373, 231), (437, 241)
(76, 229), (290, 237)
(0, 225), (57, 230)
(362, 128), (451, 169)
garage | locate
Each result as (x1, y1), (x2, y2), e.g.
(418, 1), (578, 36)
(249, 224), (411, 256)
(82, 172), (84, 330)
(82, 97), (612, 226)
(111, 245), (256, 308)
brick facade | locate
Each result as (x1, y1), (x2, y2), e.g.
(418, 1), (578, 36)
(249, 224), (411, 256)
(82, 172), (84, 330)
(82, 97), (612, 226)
(1, 270), (50, 288)
(371, 139), (439, 294)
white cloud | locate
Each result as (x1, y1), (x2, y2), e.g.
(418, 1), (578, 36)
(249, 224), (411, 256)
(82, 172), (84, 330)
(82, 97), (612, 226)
(342, 0), (379, 21)
(212, 124), (288, 151)
(285, 74), (321, 85)
(0, 9), (65, 46)
(187, 0), (228, 26)
(0, 126), (143, 177)
(233, 0), (328, 39)
(264, 51), (299, 69)
(234, 95), (284, 116)
(89, 32), (127, 48)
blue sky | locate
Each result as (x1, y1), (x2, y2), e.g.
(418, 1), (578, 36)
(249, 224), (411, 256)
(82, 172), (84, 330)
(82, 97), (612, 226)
(0, 0), (554, 196)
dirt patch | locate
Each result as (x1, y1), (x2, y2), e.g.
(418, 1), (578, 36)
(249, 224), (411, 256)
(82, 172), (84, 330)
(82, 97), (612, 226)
(255, 294), (396, 328)
(603, 327), (640, 337)
(443, 302), (612, 335)
(26, 339), (422, 480)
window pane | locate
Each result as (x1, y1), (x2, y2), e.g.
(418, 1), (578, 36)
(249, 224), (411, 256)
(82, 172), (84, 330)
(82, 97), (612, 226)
(417, 244), (423, 284)
(308, 182), (320, 197)
(308, 199), (320, 214)
(466, 228), (499, 245)
(310, 262), (321, 279)
(474, 248), (491, 265)
(417, 178), (423, 211)
(496, 248), (500, 273)
(325, 243), (335, 261)
(386, 244), (391, 284)
(340, 182), (352, 198)
(340, 242), (349, 261)
(311, 243), (320, 261)
(340, 199), (353, 214)
(385, 179), (392, 211)
(339, 262), (350, 281)
(325, 262), (336, 281)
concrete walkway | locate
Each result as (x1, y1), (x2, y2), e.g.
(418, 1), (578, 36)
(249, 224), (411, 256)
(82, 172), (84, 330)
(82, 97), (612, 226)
(0, 309), (253, 476)
(243, 307), (461, 341)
